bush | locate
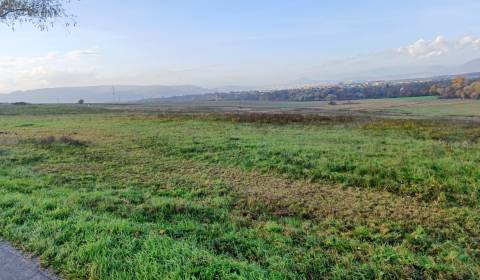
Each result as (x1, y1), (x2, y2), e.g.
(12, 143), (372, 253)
(58, 136), (88, 147)
(11, 102), (29, 106)
(27, 136), (89, 147)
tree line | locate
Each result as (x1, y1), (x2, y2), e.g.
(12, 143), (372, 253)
(165, 76), (480, 102)
(430, 76), (480, 99)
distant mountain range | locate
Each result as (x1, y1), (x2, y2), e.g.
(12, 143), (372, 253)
(1, 58), (480, 104)
(462, 58), (480, 73)
(0, 84), (257, 104)
(0, 85), (211, 104)
(327, 58), (480, 82)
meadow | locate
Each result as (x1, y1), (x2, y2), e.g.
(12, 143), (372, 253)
(0, 100), (479, 279)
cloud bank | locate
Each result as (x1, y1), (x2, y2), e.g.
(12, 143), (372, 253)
(0, 47), (100, 93)
(1, 36), (480, 93)
(398, 35), (480, 58)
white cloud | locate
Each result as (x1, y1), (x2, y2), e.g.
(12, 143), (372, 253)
(398, 36), (449, 58)
(399, 35), (480, 58)
(66, 46), (100, 59)
(458, 36), (480, 48)
(0, 47), (101, 93)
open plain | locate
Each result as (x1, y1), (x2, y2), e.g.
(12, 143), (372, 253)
(1, 97), (480, 279)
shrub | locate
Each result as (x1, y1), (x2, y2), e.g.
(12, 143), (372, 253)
(26, 136), (89, 147)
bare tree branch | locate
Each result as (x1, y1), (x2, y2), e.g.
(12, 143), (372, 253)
(0, 0), (76, 30)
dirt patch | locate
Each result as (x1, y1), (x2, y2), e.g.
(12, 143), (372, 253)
(0, 131), (19, 146)
(214, 113), (360, 125)
(194, 166), (477, 245)
(105, 156), (474, 239)
(207, 168), (455, 225)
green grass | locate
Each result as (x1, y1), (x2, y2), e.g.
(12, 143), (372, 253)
(0, 104), (114, 115)
(389, 99), (480, 117)
(139, 117), (480, 206)
(0, 106), (479, 279)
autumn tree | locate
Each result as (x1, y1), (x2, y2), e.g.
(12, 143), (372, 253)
(0, 0), (75, 30)
(442, 87), (457, 99)
(452, 76), (467, 89)
(452, 76), (467, 99)
(325, 93), (337, 105)
(429, 85), (439, 96)
(465, 81), (480, 99)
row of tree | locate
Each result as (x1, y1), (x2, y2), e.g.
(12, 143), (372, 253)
(430, 76), (480, 99)
(163, 76), (480, 102)
(164, 79), (453, 102)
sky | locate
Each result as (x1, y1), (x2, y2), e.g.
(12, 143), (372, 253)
(1, 0), (480, 93)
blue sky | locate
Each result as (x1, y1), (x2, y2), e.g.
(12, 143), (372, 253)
(1, 0), (480, 92)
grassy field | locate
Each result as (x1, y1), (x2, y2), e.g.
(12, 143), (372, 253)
(131, 97), (480, 118)
(391, 99), (480, 117)
(0, 102), (479, 279)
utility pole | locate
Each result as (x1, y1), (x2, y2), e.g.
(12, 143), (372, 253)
(112, 86), (116, 103)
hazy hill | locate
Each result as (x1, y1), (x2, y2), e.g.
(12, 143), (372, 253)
(461, 58), (480, 73)
(288, 58), (480, 85)
(380, 58), (480, 80)
(0, 85), (210, 104)
(2, 59), (479, 104)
